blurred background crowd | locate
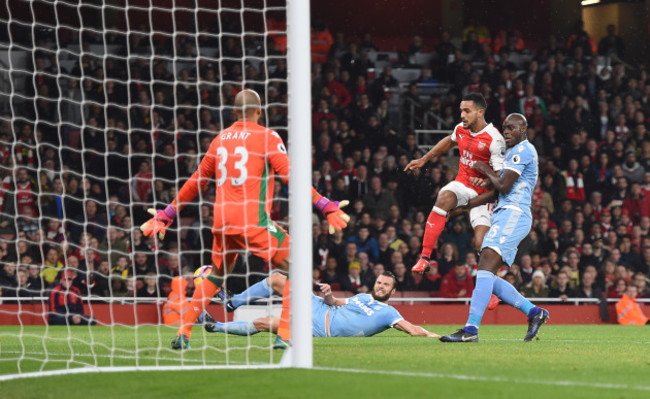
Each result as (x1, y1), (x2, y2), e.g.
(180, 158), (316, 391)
(0, 5), (649, 306)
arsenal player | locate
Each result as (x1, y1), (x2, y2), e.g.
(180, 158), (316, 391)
(404, 93), (505, 273)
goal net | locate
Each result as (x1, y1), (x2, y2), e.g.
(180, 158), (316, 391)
(0, 0), (312, 379)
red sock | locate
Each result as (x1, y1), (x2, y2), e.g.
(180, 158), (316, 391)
(276, 278), (291, 341)
(178, 277), (220, 339)
(421, 207), (447, 258)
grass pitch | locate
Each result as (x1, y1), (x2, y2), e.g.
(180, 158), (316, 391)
(0, 324), (648, 399)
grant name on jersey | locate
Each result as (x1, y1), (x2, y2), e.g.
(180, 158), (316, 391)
(221, 131), (251, 140)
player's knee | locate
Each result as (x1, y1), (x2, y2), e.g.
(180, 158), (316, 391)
(269, 272), (286, 293)
(477, 248), (502, 274)
(435, 191), (457, 210)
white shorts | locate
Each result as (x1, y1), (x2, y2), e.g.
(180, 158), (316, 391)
(439, 181), (492, 228)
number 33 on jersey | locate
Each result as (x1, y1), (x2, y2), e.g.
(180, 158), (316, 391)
(202, 120), (290, 234)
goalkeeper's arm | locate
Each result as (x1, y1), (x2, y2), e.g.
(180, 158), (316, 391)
(268, 139), (350, 234)
(140, 149), (216, 240)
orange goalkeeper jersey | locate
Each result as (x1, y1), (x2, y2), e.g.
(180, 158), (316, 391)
(175, 121), (289, 234)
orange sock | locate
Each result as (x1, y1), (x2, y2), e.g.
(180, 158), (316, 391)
(276, 278), (291, 341)
(178, 277), (220, 339)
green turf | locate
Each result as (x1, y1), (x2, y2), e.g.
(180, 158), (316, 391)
(0, 325), (648, 399)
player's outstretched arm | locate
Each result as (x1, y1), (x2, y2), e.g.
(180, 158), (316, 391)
(312, 188), (350, 234)
(394, 319), (440, 337)
(140, 145), (217, 240)
(472, 161), (519, 194)
(404, 136), (456, 172)
(319, 283), (347, 306)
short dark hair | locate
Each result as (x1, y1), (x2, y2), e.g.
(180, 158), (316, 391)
(382, 271), (397, 288)
(462, 93), (487, 110)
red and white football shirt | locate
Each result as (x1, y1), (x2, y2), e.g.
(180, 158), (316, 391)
(450, 122), (505, 194)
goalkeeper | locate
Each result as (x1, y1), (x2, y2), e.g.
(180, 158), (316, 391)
(204, 271), (439, 338)
(140, 89), (350, 349)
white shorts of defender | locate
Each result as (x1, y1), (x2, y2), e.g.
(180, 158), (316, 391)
(439, 180), (492, 228)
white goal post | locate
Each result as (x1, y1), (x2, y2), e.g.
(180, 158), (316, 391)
(286, 0), (313, 368)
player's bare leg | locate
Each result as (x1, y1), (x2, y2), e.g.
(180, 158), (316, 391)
(473, 225), (489, 254)
(254, 317), (279, 333)
(413, 190), (458, 273)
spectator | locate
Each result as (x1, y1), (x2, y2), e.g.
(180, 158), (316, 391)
(362, 176), (397, 221)
(321, 257), (342, 288)
(437, 242), (459, 277)
(576, 269), (603, 299)
(41, 247), (64, 286)
(26, 264), (43, 294)
(137, 272), (161, 298)
(622, 150), (644, 185)
(69, 200), (107, 243)
(347, 226), (379, 263)
(356, 251), (374, 288)
(523, 269), (550, 298)
(393, 262), (416, 291)
(48, 271), (95, 326)
(98, 226), (129, 266)
(440, 220), (471, 261)
(0, 262), (17, 297)
(341, 262), (367, 294)
(439, 261), (474, 298)
(633, 272), (650, 298)
(548, 271), (575, 301)
(607, 278), (628, 299)
(91, 260), (112, 297)
(418, 260), (442, 292)
(597, 24), (625, 60)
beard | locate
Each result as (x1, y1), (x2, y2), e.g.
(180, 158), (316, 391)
(372, 290), (392, 302)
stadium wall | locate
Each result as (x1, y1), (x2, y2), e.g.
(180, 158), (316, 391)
(2, 303), (645, 326)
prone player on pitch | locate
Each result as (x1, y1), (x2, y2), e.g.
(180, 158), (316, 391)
(203, 271), (438, 338)
(140, 89), (350, 350)
(404, 93), (505, 274)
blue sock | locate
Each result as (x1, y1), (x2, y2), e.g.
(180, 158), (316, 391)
(466, 270), (497, 329)
(230, 278), (273, 309)
(492, 277), (535, 316)
(212, 321), (259, 336)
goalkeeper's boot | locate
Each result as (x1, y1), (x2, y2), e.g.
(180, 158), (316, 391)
(524, 307), (549, 342)
(171, 334), (191, 350)
(439, 327), (479, 343)
(272, 335), (290, 350)
(411, 256), (431, 274)
(202, 312), (218, 332)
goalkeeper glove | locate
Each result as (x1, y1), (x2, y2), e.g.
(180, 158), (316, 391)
(140, 205), (176, 240)
(314, 197), (350, 234)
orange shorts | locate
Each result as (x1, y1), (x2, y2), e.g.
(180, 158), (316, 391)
(211, 223), (290, 271)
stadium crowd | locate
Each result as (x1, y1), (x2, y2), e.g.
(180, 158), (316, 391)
(0, 17), (649, 309)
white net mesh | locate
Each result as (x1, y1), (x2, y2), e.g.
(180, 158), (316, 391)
(0, 0), (292, 377)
